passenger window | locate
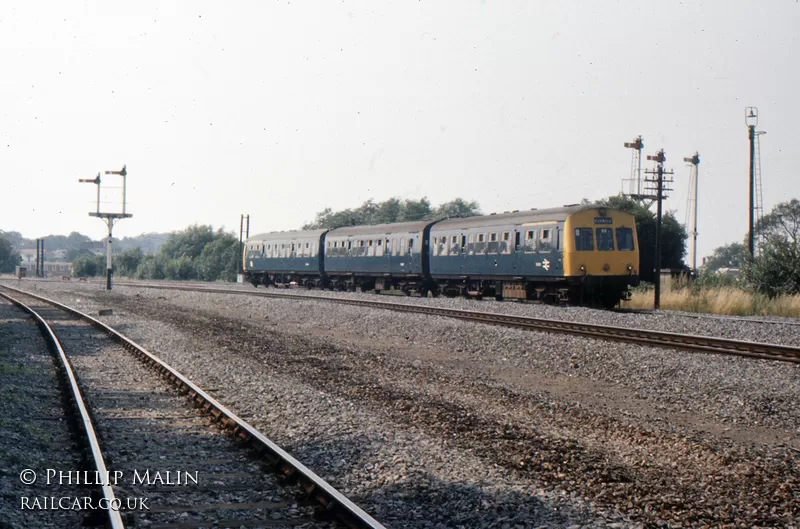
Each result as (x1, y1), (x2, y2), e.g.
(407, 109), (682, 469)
(467, 234), (474, 255)
(539, 229), (552, 252)
(616, 227), (635, 251)
(367, 240), (374, 257)
(450, 235), (459, 256)
(392, 238), (398, 256)
(476, 233), (487, 254)
(596, 228), (614, 251)
(399, 238), (406, 256)
(574, 228), (594, 251)
(408, 238), (414, 254)
(514, 231), (521, 250)
(488, 232), (498, 254)
(525, 230), (536, 253)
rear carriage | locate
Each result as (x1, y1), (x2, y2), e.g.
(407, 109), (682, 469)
(243, 229), (327, 287)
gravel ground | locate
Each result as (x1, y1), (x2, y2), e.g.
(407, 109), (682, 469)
(0, 300), (84, 529)
(4, 280), (799, 528)
(136, 280), (800, 346)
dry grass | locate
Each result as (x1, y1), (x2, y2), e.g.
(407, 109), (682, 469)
(626, 287), (800, 318)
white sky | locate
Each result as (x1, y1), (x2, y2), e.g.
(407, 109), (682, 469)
(1, 1), (798, 260)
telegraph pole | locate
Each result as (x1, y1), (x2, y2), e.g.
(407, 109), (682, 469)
(79, 166), (132, 290)
(238, 214), (250, 283)
(644, 150), (673, 309)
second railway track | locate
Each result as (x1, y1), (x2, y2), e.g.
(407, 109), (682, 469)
(101, 280), (800, 364)
(0, 285), (385, 529)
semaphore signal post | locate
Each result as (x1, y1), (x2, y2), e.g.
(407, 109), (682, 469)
(78, 165), (132, 290)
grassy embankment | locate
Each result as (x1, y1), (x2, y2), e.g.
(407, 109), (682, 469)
(624, 286), (800, 317)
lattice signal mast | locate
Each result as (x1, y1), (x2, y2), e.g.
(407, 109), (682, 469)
(623, 135), (645, 198)
(78, 165), (132, 290)
(745, 107), (766, 257)
(684, 152), (700, 274)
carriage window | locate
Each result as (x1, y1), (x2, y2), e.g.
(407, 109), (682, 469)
(501, 232), (511, 254)
(367, 240), (374, 256)
(392, 238), (398, 256)
(524, 230), (537, 252)
(616, 227), (635, 251)
(488, 232), (498, 254)
(408, 238), (414, 254)
(376, 239), (384, 256)
(574, 228), (594, 251)
(467, 233), (474, 254)
(450, 235), (460, 256)
(515, 231), (521, 250)
(596, 228), (614, 251)
(539, 229), (552, 252)
(476, 233), (487, 254)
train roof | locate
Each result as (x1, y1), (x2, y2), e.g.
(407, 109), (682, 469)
(246, 228), (327, 243)
(431, 204), (613, 230)
(327, 220), (434, 237)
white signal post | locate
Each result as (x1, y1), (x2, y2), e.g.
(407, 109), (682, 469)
(78, 165), (132, 290)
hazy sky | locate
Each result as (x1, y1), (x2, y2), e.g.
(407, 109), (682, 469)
(1, 1), (798, 260)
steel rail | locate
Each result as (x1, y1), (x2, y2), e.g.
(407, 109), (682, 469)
(109, 281), (800, 364)
(0, 291), (126, 529)
(0, 284), (386, 529)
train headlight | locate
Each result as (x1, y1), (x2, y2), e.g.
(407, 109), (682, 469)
(626, 264), (633, 272)
(579, 265), (586, 274)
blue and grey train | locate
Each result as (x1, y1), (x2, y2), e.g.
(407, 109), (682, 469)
(243, 205), (640, 306)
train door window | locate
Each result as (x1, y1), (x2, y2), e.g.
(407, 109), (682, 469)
(574, 228), (594, 251)
(399, 238), (406, 256)
(376, 239), (383, 257)
(556, 229), (561, 250)
(539, 229), (552, 252)
(596, 228), (614, 251)
(616, 227), (635, 251)
(408, 238), (414, 254)
(450, 235), (459, 256)
(432, 236), (439, 256)
(392, 238), (398, 256)
(476, 233), (486, 254)
(467, 234), (474, 255)
(347, 241), (353, 255)
(305, 242), (311, 257)
(515, 231), (521, 251)
(502, 232), (511, 254)
(367, 240), (374, 257)
(525, 230), (536, 252)
(385, 239), (390, 255)
(487, 233), (498, 254)
(460, 235), (467, 253)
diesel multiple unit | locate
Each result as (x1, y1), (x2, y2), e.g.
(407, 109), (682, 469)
(243, 205), (640, 306)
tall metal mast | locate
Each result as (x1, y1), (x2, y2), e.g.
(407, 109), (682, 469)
(623, 136), (644, 198)
(745, 107), (765, 257)
(683, 152), (700, 274)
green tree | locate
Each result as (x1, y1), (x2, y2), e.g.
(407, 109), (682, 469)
(0, 235), (21, 273)
(303, 197), (480, 229)
(115, 248), (144, 277)
(160, 225), (216, 260)
(745, 199), (800, 296)
(745, 236), (800, 297)
(196, 234), (239, 281)
(72, 254), (103, 277)
(432, 198), (481, 219)
(703, 242), (746, 271)
(599, 194), (687, 282)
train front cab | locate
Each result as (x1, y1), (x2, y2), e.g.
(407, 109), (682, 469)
(562, 208), (640, 307)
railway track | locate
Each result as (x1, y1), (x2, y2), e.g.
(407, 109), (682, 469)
(0, 285), (386, 529)
(98, 280), (800, 364)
